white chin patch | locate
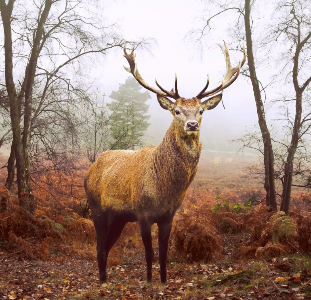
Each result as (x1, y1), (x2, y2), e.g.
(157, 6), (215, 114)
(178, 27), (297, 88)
(186, 131), (198, 136)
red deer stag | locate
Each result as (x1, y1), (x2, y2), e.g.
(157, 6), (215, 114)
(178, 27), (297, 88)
(84, 42), (246, 284)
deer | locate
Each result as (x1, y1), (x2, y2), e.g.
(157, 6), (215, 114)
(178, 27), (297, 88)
(84, 42), (246, 284)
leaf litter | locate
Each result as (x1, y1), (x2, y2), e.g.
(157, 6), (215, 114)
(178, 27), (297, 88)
(1, 250), (311, 300)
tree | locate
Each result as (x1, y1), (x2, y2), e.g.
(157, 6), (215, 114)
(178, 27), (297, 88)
(270, 0), (311, 214)
(0, 0), (152, 213)
(79, 91), (112, 163)
(192, 0), (311, 213)
(107, 77), (151, 150)
(244, 0), (277, 210)
(189, 0), (277, 210)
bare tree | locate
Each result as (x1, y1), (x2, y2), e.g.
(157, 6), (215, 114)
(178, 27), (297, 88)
(189, 0), (277, 210)
(269, 0), (311, 213)
(244, 0), (276, 210)
(0, 0), (152, 213)
(79, 91), (112, 163)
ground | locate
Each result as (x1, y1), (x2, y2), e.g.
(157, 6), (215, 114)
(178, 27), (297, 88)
(1, 241), (311, 299)
(0, 151), (311, 299)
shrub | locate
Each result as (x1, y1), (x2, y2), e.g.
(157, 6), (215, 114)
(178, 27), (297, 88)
(296, 212), (311, 253)
(171, 211), (222, 262)
(68, 218), (96, 245)
(261, 211), (297, 245)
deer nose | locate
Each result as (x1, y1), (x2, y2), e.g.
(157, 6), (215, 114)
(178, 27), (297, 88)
(186, 121), (199, 131)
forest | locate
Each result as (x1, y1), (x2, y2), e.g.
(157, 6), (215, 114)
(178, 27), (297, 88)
(0, 0), (311, 299)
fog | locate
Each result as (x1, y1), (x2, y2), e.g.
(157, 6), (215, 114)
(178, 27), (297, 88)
(97, 0), (275, 152)
(0, 0), (287, 154)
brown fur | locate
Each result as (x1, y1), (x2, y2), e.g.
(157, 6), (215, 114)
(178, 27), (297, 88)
(85, 116), (202, 221)
(85, 96), (221, 284)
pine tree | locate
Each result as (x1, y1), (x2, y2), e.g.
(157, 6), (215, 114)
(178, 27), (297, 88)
(108, 77), (150, 150)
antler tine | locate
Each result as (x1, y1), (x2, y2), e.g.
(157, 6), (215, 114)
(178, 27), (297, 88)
(123, 42), (166, 97)
(175, 74), (180, 99)
(196, 42), (246, 100)
(123, 42), (180, 100)
(196, 75), (210, 99)
(155, 75), (180, 100)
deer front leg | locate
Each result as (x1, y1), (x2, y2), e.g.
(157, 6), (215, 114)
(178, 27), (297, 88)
(139, 219), (154, 282)
(158, 220), (172, 284)
(93, 215), (109, 283)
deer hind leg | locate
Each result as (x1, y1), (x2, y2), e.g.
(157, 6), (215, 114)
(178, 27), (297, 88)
(106, 217), (127, 253)
(93, 214), (109, 283)
(158, 220), (173, 284)
(139, 219), (154, 282)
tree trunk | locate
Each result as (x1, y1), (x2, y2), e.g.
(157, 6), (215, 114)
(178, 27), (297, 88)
(0, 0), (30, 209)
(5, 143), (15, 190)
(280, 93), (302, 214)
(244, 0), (277, 210)
(0, 0), (52, 214)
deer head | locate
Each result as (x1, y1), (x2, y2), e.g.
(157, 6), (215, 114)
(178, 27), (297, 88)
(123, 42), (246, 137)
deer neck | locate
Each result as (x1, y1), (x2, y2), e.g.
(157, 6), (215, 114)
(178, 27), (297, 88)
(155, 120), (202, 174)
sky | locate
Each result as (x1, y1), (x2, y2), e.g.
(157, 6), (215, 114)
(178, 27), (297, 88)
(92, 0), (263, 151)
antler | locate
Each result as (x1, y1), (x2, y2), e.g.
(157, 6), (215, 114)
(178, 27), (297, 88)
(123, 43), (180, 99)
(155, 74), (180, 99)
(196, 41), (246, 100)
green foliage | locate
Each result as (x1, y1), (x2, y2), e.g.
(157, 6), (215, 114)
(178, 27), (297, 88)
(269, 212), (297, 243)
(244, 200), (253, 208)
(212, 195), (228, 212)
(213, 195), (252, 213)
(107, 77), (151, 150)
(231, 202), (242, 213)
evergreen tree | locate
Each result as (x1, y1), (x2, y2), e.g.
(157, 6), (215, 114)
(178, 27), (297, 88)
(108, 77), (150, 150)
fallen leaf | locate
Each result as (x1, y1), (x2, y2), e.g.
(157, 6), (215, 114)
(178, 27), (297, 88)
(8, 291), (17, 300)
(43, 287), (52, 293)
(275, 277), (286, 282)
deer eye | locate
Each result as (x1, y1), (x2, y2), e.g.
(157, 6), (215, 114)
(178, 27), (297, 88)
(175, 109), (180, 115)
(200, 109), (204, 115)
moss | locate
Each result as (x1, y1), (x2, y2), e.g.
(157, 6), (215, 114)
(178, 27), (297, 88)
(243, 284), (252, 291)
(54, 222), (65, 233)
(65, 217), (74, 225)
(209, 271), (253, 287)
(301, 285), (311, 295)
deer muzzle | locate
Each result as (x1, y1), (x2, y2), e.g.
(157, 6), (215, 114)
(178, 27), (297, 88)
(186, 120), (199, 131)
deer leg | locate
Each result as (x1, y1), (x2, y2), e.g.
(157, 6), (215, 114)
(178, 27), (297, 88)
(93, 215), (109, 283)
(139, 219), (154, 282)
(106, 217), (127, 253)
(158, 220), (172, 284)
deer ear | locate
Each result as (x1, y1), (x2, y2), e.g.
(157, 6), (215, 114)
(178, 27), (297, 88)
(201, 93), (223, 111)
(157, 95), (175, 112)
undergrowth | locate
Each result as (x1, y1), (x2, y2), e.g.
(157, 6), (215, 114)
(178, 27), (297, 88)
(0, 166), (311, 264)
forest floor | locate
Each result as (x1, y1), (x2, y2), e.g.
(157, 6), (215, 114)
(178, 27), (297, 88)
(1, 151), (311, 299)
(1, 238), (311, 300)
